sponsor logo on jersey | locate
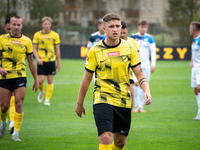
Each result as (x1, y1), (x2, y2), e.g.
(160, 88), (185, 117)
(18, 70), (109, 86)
(12, 40), (21, 44)
(43, 35), (49, 38)
(107, 51), (120, 57)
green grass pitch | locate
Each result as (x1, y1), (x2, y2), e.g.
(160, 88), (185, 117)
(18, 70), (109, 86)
(0, 59), (199, 150)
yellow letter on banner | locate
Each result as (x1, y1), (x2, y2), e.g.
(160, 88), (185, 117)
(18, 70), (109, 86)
(80, 46), (88, 58)
(156, 47), (160, 59)
(163, 48), (173, 59)
(176, 48), (187, 59)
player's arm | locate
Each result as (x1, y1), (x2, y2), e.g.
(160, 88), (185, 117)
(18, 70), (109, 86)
(27, 53), (38, 92)
(132, 64), (152, 105)
(55, 44), (61, 72)
(0, 44), (7, 76)
(190, 53), (193, 69)
(33, 44), (43, 65)
(75, 69), (93, 118)
(150, 42), (156, 73)
(129, 83), (134, 108)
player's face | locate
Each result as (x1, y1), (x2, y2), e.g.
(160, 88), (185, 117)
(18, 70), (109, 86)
(98, 23), (105, 35)
(138, 25), (147, 35)
(10, 17), (23, 37)
(189, 25), (194, 36)
(120, 28), (129, 40)
(103, 20), (121, 40)
(4, 23), (11, 34)
(42, 20), (51, 32)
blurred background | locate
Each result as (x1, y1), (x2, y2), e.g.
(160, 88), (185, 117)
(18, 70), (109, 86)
(0, 0), (200, 46)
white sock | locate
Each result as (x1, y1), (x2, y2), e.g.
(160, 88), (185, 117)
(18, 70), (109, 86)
(12, 131), (19, 136)
(9, 121), (14, 128)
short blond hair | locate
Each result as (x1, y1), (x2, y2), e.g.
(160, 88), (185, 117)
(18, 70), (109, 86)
(42, 16), (52, 23)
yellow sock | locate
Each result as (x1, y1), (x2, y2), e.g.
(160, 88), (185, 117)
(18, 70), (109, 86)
(39, 82), (45, 92)
(111, 142), (125, 150)
(99, 143), (112, 150)
(14, 112), (24, 132)
(1, 111), (8, 122)
(45, 84), (54, 101)
(9, 96), (15, 122)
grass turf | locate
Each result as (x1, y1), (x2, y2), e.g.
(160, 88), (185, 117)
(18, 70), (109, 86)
(0, 59), (199, 150)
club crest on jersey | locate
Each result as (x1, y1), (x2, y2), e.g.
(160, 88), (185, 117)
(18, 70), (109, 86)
(12, 40), (21, 44)
(43, 35), (49, 38)
(107, 51), (120, 57)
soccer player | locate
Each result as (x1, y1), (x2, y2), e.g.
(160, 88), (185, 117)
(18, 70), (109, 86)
(75, 13), (152, 150)
(0, 16), (38, 141)
(0, 18), (16, 134)
(129, 20), (156, 113)
(120, 21), (140, 107)
(33, 16), (61, 106)
(189, 21), (200, 120)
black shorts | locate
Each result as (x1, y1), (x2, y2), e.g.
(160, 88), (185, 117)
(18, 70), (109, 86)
(0, 77), (27, 92)
(93, 103), (131, 136)
(37, 61), (56, 75)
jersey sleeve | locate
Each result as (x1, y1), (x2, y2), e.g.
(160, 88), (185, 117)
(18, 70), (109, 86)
(54, 33), (60, 44)
(132, 39), (139, 52)
(33, 32), (38, 44)
(85, 47), (96, 72)
(26, 38), (33, 54)
(0, 35), (3, 51)
(130, 43), (141, 68)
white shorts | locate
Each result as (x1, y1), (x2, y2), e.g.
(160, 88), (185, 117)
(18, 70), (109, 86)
(191, 69), (200, 88)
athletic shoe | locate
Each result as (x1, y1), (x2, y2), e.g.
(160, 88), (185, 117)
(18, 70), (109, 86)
(0, 122), (7, 138)
(44, 99), (50, 106)
(38, 91), (44, 103)
(132, 106), (139, 113)
(193, 114), (200, 120)
(139, 108), (146, 113)
(8, 121), (14, 134)
(11, 135), (21, 141)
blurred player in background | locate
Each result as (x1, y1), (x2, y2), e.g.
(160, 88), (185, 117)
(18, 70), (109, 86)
(0, 18), (16, 135)
(33, 16), (61, 106)
(0, 16), (38, 141)
(120, 21), (140, 108)
(189, 21), (200, 120)
(75, 13), (152, 150)
(87, 18), (106, 83)
(130, 20), (156, 113)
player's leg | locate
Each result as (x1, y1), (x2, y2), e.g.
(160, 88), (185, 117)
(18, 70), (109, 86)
(8, 93), (15, 134)
(44, 75), (54, 106)
(94, 104), (113, 150)
(0, 87), (12, 138)
(12, 86), (26, 141)
(112, 133), (127, 150)
(194, 70), (200, 120)
(133, 84), (139, 113)
(44, 61), (56, 106)
(38, 75), (45, 103)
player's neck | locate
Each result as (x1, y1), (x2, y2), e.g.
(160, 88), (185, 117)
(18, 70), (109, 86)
(193, 32), (200, 38)
(104, 38), (120, 47)
(42, 29), (51, 34)
(10, 33), (22, 38)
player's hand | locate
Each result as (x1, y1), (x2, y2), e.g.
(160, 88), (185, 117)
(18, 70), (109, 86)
(0, 68), (7, 76)
(32, 80), (38, 92)
(144, 92), (152, 105)
(75, 103), (85, 118)
(151, 66), (155, 73)
(56, 63), (61, 72)
(37, 58), (43, 65)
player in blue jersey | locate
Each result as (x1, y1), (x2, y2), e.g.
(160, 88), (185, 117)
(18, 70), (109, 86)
(129, 20), (156, 113)
(87, 18), (106, 83)
(87, 18), (106, 50)
(190, 21), (200, 120)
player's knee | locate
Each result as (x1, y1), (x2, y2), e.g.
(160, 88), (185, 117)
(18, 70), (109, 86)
(1, 104), (9, 113)
(99, 132), (112, 144)
(114, 139), (126, 148)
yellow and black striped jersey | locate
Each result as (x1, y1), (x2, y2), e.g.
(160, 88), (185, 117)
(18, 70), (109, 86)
(0, 33), (33, 79)
(85, 39), (141, 108)
(33, 30), (60, 62)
